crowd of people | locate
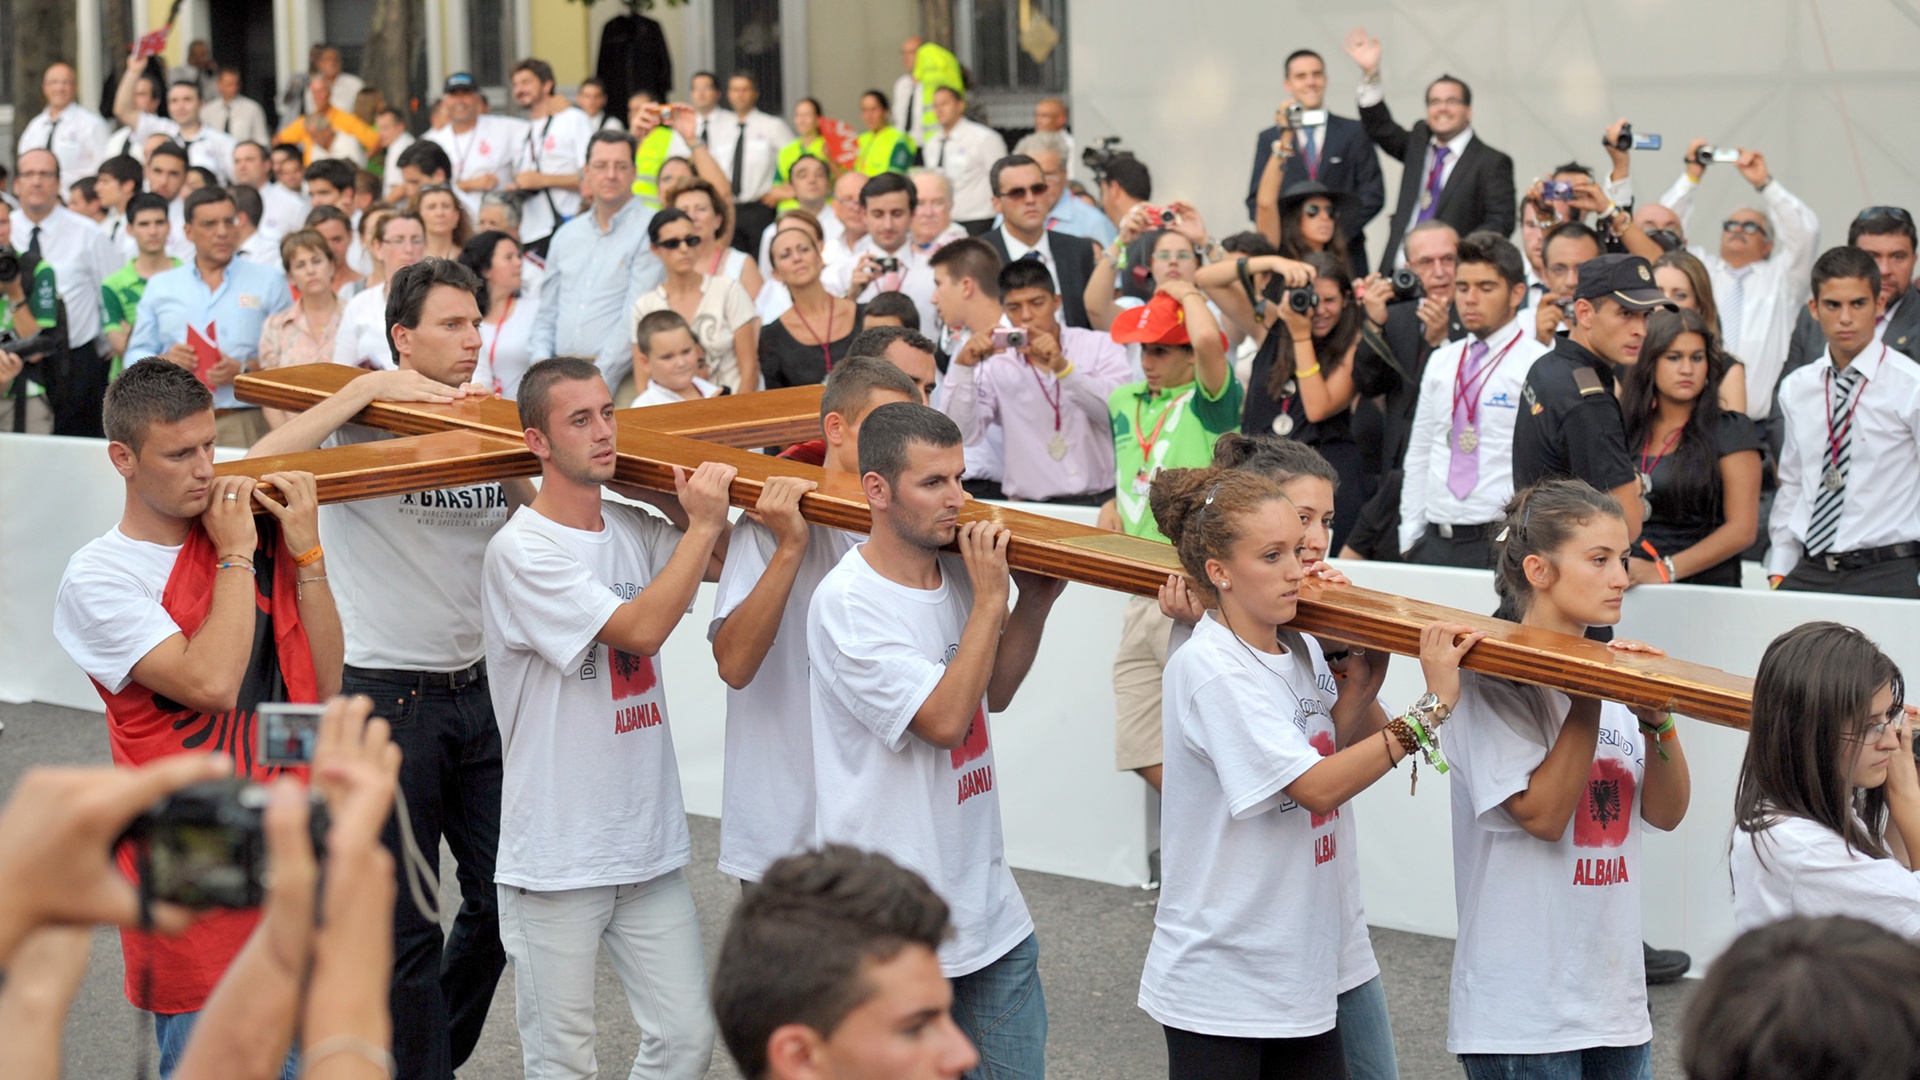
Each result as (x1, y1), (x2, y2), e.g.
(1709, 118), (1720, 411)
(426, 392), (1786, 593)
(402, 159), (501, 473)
(10, 19), (1920, 1080)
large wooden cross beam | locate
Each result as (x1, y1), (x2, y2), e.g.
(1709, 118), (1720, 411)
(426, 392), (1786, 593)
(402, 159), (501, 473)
(220, 365), (1756, 727)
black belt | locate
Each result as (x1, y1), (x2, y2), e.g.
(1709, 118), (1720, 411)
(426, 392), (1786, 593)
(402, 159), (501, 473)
(1433, 522), (1498, 542)
(1808, 542), (1920, 573)
(344, 659), (487, 691)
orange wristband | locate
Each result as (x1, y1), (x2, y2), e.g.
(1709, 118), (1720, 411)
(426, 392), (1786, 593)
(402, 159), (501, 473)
(293, 545), (325, 568)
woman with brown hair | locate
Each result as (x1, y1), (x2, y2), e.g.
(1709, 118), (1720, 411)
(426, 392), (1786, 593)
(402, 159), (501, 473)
(417, 184), (473, 261)
(1654, 249), (1748, 413)
(668, 177), (766, 301)
(759, 217), (864, 387)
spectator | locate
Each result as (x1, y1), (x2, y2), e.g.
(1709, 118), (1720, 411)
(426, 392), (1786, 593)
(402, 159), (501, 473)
(483, 357), (733, 1080)
(1729, 623), (1920, 935)
(942, 253), (1130, 504)
(95, 154), (147, 259)
(891, 37), (928, 140)
(302, 205), (363, 296)
(922, 86), (1008, 235)
(1511, 254), (1675, 543)
(626, 93), (690, 210)
(1782, 206), (1920, 385)
(233, 142), (309, 242)
(394, 139), (452, 210)
(334, 211), (425, 369)
(1653, 249), (1748, 413)
(270, 142), (310, 197)
(509, 58), (593, 253)
(51, 358), (339, 1076)
(760, 218), (865, 388)
(165, 39), (217, 100)
(201, 66), (272, 147)
(855, 89), (917, 177)
(256, 229), (343, 426)
(67, 177), (104, 223)
(18, 61), (110, 190)
(251, 259), (516, 1080)
(229, 185), (279, 266)
(129, 186), (293, 446)
(1247, 48), (1387, 274)
(671, 176), (766, 299)
(629, 310), (722, 405)
(769, 97), (827, 212)
(1659, 141), (1817, 421)
(299, 45), (365, 117)
(418, 184), (474, 260)
(1085, 209), (1220, 336)
(12, 148), (120, 437)
(925, 238), (1009, 493)
(144, 141), (196, 259)
(910, 168), (967, 257)
(979, 153), (1096, 330)
(576, 78), (624, 133)
(1620, 309), (1762, 586)
(687, 70), (725, 154)
(0, 211), (60, 433)
(182, 165), (220, 195)
(1093, 156), (1162, 303)
(302, 158), (357, 216)
(1398, 232), (1549, 568)
(862, 290), (921, 331)
(164, 78), (239, 182)
(425, 73), (526, 215)
(806, 402), (1062, 1079)
(1258, 179), (1360, 272)
(1531, 221), (1603, 344)
(1768, 247), (1920, 598)
(1011, 131), (1115, 245)
(822, 172), (938, 334)
(107, 60), (177, 162)
(1684, 915), (1920, 1080)
(373, 107), (416, 200)
(273, 73), (378, 165)
(629, 207), (760, 396)
(756, 154), (837, 282)
(1344, 27), (1516, 270)
(1033, 97), (1078, 182)
(101, 193), (184, 363)
(712, 846), (977, 1080)
(354, 207), (396, 293)
(478, 192), (521, 240)
(531, 131), (665, 390)
(1104, 287), (1240, 792)
(459, 230), (539, 398)
(707, 72), (796, 256)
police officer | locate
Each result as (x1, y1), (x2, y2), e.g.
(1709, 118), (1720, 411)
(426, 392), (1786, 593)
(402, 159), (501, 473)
(1512, 252), (1678, 543)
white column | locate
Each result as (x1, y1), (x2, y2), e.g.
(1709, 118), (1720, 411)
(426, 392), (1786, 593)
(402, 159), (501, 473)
(77, 0), (104, 111)
(779, 0), (808, 114)
(514, 0), (533, 72)
(683, 0), (713, 89)
(423, 0), (445, 92)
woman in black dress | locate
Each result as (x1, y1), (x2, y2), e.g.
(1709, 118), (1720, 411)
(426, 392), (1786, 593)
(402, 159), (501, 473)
(1622, 308), (1763, 586)
(759, 217), (865, 387)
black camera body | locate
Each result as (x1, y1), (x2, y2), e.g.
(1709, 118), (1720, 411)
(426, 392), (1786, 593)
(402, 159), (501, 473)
(0, 327), (66, 365)
(1389, 268), (1426, 303)
(1082, 136), (1132, 178)
(0, 250), (20, 285)
(870, 255), (901, 275)
(1285, 288), (1321, 314)
(121, 778), (329, 909)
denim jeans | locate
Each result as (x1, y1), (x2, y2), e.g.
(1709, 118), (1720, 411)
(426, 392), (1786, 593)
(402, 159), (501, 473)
(1460, 1042), (1652, 1080)
(346, 665), (507, 1080)
(950, 933), (1048, 1080)
(1338, 975), (1400, 1080)
(153, 1011), (299, 1080)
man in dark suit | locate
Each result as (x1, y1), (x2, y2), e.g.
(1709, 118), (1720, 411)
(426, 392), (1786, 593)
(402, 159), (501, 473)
(980, 153), (1095, 330)
(1245, 49), (1387, 275)
(1343, 27), (1515, 272)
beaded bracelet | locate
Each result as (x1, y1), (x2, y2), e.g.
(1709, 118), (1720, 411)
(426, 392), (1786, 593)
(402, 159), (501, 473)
(216, 558), (255, 575)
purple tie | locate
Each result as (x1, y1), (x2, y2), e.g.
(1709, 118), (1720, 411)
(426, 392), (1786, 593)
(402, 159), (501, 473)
(1447, 339), (1488, 499)
(1416, 144), (1451, 223)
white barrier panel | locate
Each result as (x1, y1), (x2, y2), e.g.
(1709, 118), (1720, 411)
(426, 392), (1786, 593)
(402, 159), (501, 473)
(13, 432), (1920, 966)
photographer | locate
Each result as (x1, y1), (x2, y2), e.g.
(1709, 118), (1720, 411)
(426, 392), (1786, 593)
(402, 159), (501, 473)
(821, 173), (938, 334)
(0, 209), (62, 434)
(12, 148), (120, 437)
(1531, 222), (1604, 345)
(1245, 49), (1386, 275)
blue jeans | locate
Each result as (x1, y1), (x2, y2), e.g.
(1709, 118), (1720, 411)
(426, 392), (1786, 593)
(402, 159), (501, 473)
(950, 933), (1048, 1080)
(153, 1011), (299, 1080)
(1338, 975), (1400, 1080)
(1460, 1042), (1652, 1080)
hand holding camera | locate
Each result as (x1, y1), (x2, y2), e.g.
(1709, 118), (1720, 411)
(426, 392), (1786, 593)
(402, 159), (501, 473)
(0, 350), (21, 392)
(1278, 287), (1317, 340)
(989, 326), (1030, 353)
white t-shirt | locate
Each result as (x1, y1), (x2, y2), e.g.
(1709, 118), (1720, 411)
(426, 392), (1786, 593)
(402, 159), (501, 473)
(1140, 615), (1344, 1039)
(321, 424), (512, 670)
(333, 284), (391, 369)
(1732, 813), (1920, 941)
(427, 115), (529, 215)
(631, 376), (720, 407)
(709, 520), (863, 881)
(53, 529), (184, 694)
(514, 107), (594, 243)
(807, 545), (1032, 977)
(473, 295), (539, 399)
(1442, 672), (1653, 1054)
(482, 502), (691, 891)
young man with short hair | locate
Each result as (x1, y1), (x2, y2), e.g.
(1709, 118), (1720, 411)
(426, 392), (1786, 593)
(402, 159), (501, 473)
(822, 172), (939, 333)
(94, 154), (148, 259)
(508, 58), (593, 251)
(53, 358), (338, 1076)
(921, 86), (1008, 235)
(712, 358), (922, 884)
(806, 401), (1062, 1080)
(942, 255), (1131, 503)
(483, 355), (734, 1079)
(926, 238), (1008, 496)
(102, 192), (184, 363)
(712, 846), (979, 1080)
(1768, 246), (1920, 598)
(232, 141), (309, 242)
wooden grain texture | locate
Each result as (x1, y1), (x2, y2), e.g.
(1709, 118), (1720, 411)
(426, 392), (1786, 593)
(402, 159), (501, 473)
(215, 430), (536, 503)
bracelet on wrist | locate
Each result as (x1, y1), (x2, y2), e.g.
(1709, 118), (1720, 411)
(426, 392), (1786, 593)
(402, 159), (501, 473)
(217, 559), (256, 575)
(1295, 362), (1322, 378)
(292, 544), (324, 568)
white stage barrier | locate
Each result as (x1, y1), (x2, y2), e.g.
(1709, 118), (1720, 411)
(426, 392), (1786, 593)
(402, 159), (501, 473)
(11, 431), (1920, 972)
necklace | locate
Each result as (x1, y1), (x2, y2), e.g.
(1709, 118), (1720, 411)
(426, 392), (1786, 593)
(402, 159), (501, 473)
(790, 296), (838, 375)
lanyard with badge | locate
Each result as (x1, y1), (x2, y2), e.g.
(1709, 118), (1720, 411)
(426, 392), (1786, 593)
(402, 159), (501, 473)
(1451, 330), (1523, 453)
(1822, 347), (1879, 492)
(1025, 356), (1067, 460)
(1130, 388), (1193, 494)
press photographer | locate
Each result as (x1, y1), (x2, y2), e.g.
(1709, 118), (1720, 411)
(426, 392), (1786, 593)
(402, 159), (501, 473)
(10, 148), (118, 438)
(0, 219), (66, 434)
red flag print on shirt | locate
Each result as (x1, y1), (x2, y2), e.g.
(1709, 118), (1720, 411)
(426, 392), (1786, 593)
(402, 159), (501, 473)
(1308, 731), (1339, 829)
(951, 705), (990, 768)
(609, 646), (662, 735)
(1573, 757), (1634, 849)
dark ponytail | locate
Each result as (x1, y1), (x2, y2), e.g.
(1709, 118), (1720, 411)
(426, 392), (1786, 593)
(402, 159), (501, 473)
(1491, 479), (1624, 621)
(1211, 431), (1340, 489)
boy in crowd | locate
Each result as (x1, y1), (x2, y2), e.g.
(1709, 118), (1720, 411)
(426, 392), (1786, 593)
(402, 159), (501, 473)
(101, 193), (184, 366)
(630, 310), (721, 406)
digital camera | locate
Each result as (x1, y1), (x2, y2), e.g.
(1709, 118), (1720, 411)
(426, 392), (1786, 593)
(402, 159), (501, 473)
(1285, 104), (1330, 129)
(1137, 205), (1176, 227)
(121, 779), (330, 909)
(1389, 268), (1426, 303)
(990, 327), (1030, 351)
(1285, 288), (1321, 315)
(870, 255), (901, 275)
(1694, 145), (1743, 166)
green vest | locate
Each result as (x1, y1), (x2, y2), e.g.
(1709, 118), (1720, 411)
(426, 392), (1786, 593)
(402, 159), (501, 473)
(630, 126), (677, 209)
(774, 136), (827, 211)
(854, 127), (916, 177)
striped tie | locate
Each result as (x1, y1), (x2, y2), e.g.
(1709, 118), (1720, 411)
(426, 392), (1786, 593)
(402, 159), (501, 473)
(1804, 366), (1862, 555)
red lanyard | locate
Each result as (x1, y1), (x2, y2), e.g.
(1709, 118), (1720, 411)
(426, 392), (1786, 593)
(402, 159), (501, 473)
(1134, 388), (1193, 460)
(790, 299), (837, 374)
(706, 243), (725, 276)
(1825, 348), (1878, 470)
(1638, 423), (1683, 475)
(485, 295), (514, 391)
(1451, 330), (1521, 427)
(1024, 355), (1063, 431)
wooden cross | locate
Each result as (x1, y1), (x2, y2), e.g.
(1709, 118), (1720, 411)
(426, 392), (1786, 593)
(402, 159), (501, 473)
(219, 364), (1756, 727)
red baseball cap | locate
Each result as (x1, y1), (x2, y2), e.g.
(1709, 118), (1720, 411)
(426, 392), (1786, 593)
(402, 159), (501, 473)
(1109, 292), (1227, 349)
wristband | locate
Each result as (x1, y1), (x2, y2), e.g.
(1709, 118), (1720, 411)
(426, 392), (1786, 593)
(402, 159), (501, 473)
(1295, 363), (1322, 379)
(217, 559), (256, 575)
(1768, 574), (1785, 590)
(1639, 712), (1677, 761)
(1662, 556), (1677, 582)
(293, 544), (325, 568)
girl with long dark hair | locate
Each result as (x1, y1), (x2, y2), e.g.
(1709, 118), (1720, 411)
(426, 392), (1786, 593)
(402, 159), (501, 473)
(1731, 622), (1920, 938)
(1620, 309), (1762, 587)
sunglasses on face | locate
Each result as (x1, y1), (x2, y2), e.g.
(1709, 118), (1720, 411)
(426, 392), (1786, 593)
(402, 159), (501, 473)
(655, 234), (706, 250)
(998, 182), (1050, 202)
(1301, 203), (1332, 219)
(1722, 220), (1767, 236)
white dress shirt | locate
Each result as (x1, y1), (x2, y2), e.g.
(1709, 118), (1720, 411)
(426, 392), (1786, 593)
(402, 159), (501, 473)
(1399, 316), (1549, 553)
(117, 113), (182, 163)
(891, 73), (923, 142)
(236, 229), (280, 268)
(379, 132), (416, 198)
(707, 109), (796, 203)
(101, 210), (138, 262)
(427, 116), (530, 215)
(255, 183), (311, 243)
(1000, 229), (1058, 292)
(11, 204), (118, 345)
(1662, 173), (1820, 420)
(1767, 344), (1920, 574)
(176, 127), (238, 183)
(200, 94), (271, 146)
(819, 235), (939, 336)
(18, 104), (111, 190)
(923, 119), (1009, 223)
(514, 107), (595, 243)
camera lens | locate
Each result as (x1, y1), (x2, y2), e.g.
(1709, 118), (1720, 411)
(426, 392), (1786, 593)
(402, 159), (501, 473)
(1287, 289), (1318, 314)
(0, 252), (18, 285)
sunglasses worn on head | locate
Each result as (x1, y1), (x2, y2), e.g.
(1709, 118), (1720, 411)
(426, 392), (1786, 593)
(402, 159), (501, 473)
(1857, 205), (1914, 225)
(1723, 220), (1767, 236)
(998, 182), (1050, 202)
(656, 234), (706, 250)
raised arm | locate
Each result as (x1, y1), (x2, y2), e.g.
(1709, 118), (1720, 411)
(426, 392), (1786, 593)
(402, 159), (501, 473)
(595, 463), (736, 657)
(711, 478), (817, 689)
(910, 523), (1011, 747)
(112, 54), (147, 129)
(246, 368), (482, 457)
(1085, 239), (1124, 332)
(126, 475), (263, 714)
(1164, 280), (1229, 397)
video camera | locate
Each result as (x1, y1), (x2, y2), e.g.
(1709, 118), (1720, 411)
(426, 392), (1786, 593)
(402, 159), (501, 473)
(1082, 136), (1133, 180)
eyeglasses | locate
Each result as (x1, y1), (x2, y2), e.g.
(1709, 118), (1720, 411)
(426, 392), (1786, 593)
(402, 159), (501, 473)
(1152, 250), (1198, 263)
(1409, 254), (1457, 270)
(655, 234), (706, 250)
(997, 182), (1050, 202)
(1858, 703), (1907, 741)
(1426, 96), (1466, 108)
(1722, 220), (1768, 236)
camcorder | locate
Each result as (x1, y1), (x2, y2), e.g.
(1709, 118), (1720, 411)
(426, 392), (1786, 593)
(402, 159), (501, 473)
(990, 326), (1030, 351)
(1605, 124), (1662, 152)
(1693, 145), (1743, 166)
(121, 778), (330, 909)
(1284, 287), (1321, 315)
(1389, 268), (1426, 303)
(1082, 136), (1132, 179)
(1285, 104), (1330, 129)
